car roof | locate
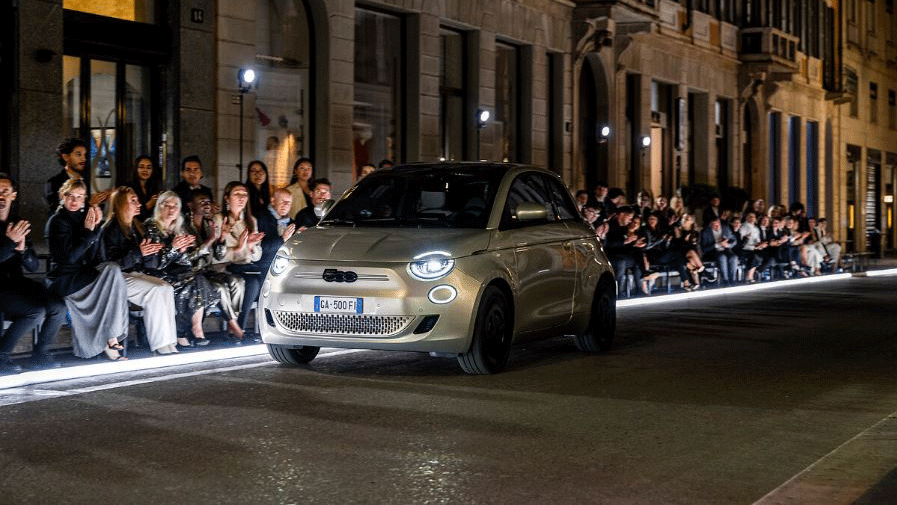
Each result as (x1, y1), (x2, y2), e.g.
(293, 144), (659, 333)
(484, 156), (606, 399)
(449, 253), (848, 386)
(381, 161), (558, 179)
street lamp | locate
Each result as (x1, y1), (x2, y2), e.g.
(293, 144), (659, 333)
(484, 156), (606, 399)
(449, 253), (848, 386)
(641, 135), (651, 148)
(237, 68), (257, 180)
(599, 125), (611, 143)
(476, 108), (490, 160)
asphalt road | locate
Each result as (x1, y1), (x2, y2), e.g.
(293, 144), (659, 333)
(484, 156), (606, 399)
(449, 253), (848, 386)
(1, 275), (896, 504)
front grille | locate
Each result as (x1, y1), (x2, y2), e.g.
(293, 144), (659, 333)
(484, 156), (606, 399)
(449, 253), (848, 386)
(272, 311), (413, 336)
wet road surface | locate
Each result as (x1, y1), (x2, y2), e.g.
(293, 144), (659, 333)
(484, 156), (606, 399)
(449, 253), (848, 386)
(1, 275), (896, 504)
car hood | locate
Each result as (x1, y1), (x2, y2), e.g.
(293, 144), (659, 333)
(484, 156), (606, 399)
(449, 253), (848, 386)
(281, 226), (492, 262)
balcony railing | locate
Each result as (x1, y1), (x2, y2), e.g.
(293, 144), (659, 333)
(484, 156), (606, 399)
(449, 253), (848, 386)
(739, 27), (800, 73)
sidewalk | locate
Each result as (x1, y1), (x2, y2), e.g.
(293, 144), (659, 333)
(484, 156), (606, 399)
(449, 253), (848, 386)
(3, 259), (897, 390)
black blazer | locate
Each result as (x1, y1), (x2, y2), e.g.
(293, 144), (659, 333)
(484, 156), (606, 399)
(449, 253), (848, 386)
(255, 207), (293, 269)
(46, 208), (102, 296)
(99, 221), (159, 273)
(293, 206), (320, 229)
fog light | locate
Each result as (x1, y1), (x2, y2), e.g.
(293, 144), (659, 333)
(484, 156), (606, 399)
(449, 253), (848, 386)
(261, 280), (270, 298)
(427, 285), (457, 304)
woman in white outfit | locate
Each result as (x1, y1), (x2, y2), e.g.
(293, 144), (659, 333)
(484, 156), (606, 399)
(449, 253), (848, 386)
(100, 187), (179, 354)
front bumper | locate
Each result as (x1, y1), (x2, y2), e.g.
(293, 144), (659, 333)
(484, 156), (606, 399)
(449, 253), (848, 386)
(260, 259), (481, 354)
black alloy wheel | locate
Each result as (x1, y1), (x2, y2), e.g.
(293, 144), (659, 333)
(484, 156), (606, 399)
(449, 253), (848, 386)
(458, 285), (512, 374)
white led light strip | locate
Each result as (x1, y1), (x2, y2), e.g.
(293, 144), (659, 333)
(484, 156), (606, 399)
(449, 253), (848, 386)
(2, 269), (895, 390)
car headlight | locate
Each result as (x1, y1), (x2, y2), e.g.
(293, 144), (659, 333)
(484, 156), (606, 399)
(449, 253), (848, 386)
(408, 251), (455, 280)
(270, 255), (289, 276)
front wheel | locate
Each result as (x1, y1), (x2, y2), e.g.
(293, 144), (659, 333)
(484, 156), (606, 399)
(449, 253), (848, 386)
(458, 286), (513, 374)
(268, 344), (320, 365)
(574, 280), (616, 352)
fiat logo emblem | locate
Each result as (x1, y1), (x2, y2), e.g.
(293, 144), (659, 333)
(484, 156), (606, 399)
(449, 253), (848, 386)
(323, 269), (358, 283)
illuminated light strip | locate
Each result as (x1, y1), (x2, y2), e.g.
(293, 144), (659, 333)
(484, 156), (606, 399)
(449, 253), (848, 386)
(618, 273), (854, 308)
(2, 269), (894, 390)
(0, 346), (360, 391)
(862, 267), (897, 277)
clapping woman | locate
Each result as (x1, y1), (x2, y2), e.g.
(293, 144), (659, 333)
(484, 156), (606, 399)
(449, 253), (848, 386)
(46, 179), (129, 360)
(100, 187), (179, 354)
(144, 191), (220, 347)
(213, 182), (264, 341)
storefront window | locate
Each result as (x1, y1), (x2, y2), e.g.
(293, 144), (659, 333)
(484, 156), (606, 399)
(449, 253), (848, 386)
(253, 0), (311, 188)
(90, 60), (117, 193)
(64, 0), (155, 24)
(353, 8), (403, 177)
(495, 41), (520, 163)
(62, 57), (155, 190)
(441, 28), (466, 161)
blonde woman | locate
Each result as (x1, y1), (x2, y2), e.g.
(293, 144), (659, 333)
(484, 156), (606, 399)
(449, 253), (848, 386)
(100, 187), (178, 354)
(46, 179), (129, 360)
(144, 191), (220, 347)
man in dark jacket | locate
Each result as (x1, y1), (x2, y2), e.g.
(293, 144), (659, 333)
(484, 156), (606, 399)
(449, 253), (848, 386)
(0, 174), (66, 372)
(699, 215), (738, 285)
(294, 178), (332, 229)
(255, 188), (296, 271)
(173, 155), (214, 213)
(602, 206), (645, 294)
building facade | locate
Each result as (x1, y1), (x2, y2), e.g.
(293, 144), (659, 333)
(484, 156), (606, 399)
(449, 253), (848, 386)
(3, 0), (895, 252)
(4, 0), (573, 242)
(572, 0), (897, 252)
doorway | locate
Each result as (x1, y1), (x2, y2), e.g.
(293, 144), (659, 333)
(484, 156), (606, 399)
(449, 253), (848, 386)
(62, 56), (158, 193)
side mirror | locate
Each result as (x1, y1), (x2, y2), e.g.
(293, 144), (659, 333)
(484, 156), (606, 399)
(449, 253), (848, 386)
(514, 202), (548, 222)
(320, 199), (336, 215)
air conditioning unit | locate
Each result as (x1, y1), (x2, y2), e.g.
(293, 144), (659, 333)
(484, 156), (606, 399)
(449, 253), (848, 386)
(651, 111), (667, 125)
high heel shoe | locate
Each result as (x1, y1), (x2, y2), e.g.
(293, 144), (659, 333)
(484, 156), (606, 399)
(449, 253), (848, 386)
(103, 347), (127, 361)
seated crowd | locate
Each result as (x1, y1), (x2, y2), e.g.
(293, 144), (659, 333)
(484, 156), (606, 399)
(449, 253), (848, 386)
(0, 138), (355, 375)
(575, 185), (844, 297)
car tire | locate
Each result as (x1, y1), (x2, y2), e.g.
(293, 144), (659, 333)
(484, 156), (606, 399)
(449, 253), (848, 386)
(458, 285), (512, 374)
(574, 279), (616, 352)
(267, 344), (320, 365)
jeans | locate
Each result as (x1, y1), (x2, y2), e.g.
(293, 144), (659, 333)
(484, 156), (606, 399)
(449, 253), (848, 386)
(703, 249), (738, 283)
(227, 264), (264, 332)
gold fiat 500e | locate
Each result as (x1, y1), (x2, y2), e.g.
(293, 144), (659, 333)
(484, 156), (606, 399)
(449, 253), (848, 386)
(260, 163), (616, 374)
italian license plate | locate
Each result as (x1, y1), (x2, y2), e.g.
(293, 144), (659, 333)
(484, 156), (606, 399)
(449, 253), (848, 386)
(314, 296), (363, 314)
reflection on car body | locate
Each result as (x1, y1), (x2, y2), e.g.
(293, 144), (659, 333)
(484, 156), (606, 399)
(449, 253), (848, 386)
(260, 162), (616, 374)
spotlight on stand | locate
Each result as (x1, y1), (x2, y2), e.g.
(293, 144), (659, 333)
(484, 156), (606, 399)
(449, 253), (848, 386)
(476, 108), (490, 160)
(237, 68), (258, 180)
(477, 109), (491, 129)
(238, 68), (257, 92)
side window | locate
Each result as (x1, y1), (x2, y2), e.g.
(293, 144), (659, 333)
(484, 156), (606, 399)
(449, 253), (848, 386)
(500, 173), (555, 230)
(543, 176), (581, 222)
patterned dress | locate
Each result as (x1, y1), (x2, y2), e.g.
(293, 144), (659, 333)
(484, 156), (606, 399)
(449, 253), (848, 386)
(144, 219), (221, 338)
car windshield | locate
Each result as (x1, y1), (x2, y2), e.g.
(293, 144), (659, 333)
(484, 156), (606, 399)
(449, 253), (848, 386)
(321, 167), (503, 228)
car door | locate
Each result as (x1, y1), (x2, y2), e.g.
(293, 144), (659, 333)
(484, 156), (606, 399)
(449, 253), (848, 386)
(494, 172), (576, 334)
(542, 174), (595, 318)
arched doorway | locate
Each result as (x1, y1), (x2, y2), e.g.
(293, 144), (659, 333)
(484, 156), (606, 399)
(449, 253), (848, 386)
(579, 54), (610, 193)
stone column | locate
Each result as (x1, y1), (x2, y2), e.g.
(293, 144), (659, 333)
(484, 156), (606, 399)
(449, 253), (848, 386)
(15, 0), (64, 246)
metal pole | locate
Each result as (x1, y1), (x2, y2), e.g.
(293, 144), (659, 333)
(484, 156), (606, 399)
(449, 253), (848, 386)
(238, 92), (244, 181)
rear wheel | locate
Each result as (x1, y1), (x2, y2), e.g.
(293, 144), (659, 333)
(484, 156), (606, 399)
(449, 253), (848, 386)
(574, 279), (616, 352)
(458, 286), (512, 374)
(268, 344), (320, 365)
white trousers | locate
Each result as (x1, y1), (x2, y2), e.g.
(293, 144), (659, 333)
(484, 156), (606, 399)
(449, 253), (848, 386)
(811, 241), (842, 266)
(124, 272), (177, 351)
